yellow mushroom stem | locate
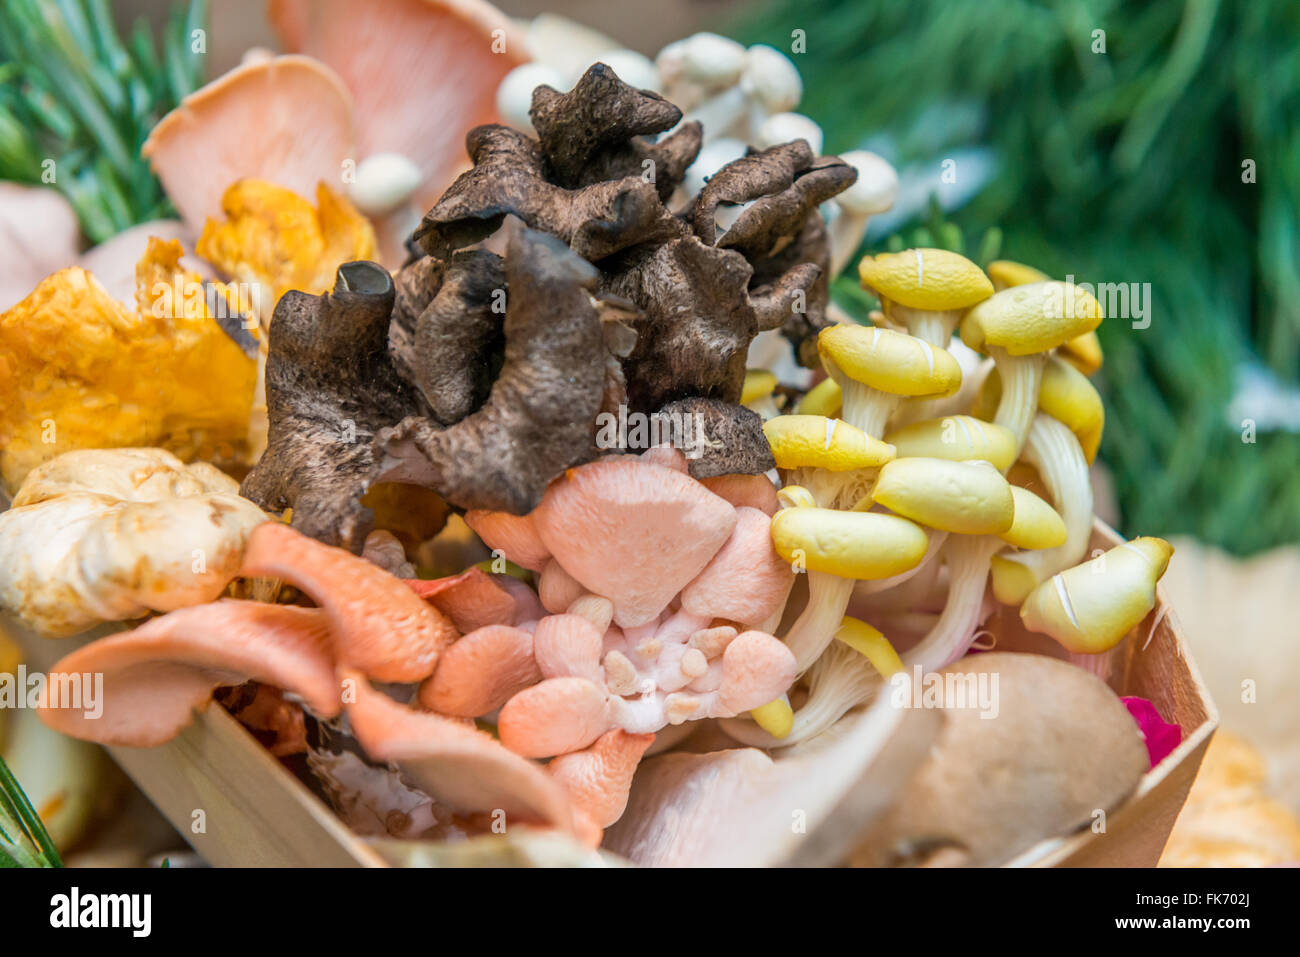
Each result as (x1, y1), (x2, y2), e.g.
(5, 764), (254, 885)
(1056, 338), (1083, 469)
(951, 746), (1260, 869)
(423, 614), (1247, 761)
(986, 347), (1046, 458)
(899, 534), (1007, 671)
(720, 632), (894, 748)
(990, 415), (1094, 604)
(834, 374), (901, 439)
(782, 570), (857, 673)
(884, 303), (964, 349)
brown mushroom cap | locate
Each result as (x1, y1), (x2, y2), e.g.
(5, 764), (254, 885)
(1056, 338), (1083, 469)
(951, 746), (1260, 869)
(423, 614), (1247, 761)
(851, 652), (1148, 866)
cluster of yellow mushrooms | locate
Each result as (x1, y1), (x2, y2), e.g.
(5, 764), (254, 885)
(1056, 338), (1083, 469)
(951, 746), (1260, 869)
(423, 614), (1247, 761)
(727, 251), (1173, 745)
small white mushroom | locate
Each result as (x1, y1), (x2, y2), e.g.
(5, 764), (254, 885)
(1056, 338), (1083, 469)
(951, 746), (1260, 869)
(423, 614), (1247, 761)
(756, 112), (824, 154)
(740, 44), (803, 133)
(348, 153), (423, 217)
(682, 136), (748, 196)
(496, 62), (568, 133)
(828, 151), (899, 274)
(678, 32), (748, 88)
(596, 49), (659, 91)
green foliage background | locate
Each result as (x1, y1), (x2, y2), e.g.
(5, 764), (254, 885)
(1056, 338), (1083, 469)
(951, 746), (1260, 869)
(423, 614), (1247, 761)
(732, 0), (1300, 554)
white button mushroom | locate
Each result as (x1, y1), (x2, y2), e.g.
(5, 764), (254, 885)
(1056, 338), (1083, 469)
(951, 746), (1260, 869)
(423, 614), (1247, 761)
(741, 44), (803, 132)
(756, 112), (824, 154)
(828, 150), (899, 274)
(679, 32), (748, 88)
(496, 61), (568, 133)
(682, 136), (748, 196)
(348, 152), (424, 217)
(596, 49), (660, 91)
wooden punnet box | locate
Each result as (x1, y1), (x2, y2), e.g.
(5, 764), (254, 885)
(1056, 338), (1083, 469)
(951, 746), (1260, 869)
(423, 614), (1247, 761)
(13, 521), (1216, 867)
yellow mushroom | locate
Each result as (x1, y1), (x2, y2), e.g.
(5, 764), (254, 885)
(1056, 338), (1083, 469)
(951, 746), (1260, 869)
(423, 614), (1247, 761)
(762, 413), (895, 507)
(770, 506), (928, 671)
(1020, 537), (1174, 654)
(959, 281), (1102, 456)
(884, 415), (1017, 472)
(740, 368), (781, 420)
(794, 375), (842, 418)
(986, 259), (1103, 375)
(975, 354), (1104, 463)
(817, 324), (963, 438)
(858, 248), (994, 347)
(865, 458), (1063, 669)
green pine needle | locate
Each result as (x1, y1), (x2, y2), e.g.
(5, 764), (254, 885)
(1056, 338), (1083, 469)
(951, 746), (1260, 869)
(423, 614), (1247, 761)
(0, 756), (63, 868)
(0, 0), (208, 243)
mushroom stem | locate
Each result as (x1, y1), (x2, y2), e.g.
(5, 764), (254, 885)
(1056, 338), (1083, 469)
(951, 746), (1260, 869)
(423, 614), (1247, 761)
(781, 570), (856, 673)
(836, 377), (900, 438)
(785, 465), (877, 510)
(991, 415), (1094, 603)
(827, 210), (867, 276)
(900, 535), (1005, 671)
(854, 530), (949, 594)
(719, 638), (881, 748)
(988, 348), (1046, 458)
(887, 304), (963, 349)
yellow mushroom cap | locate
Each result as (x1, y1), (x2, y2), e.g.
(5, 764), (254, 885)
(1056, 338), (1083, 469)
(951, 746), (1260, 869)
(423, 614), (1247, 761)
(1060, 330), (1104, 376)
(1039, 356), (1105, 462)
(871, 457), (1014, 535)
(770, 506), (929, 579)
(858, 248), (994, 311)
(818, 325), (963, 398)
(794, 376), (842, 417)
(750, 697), (794, 738)
(999, 487), (1068, 549)
(990, 554), (1040, 606)
(884, 415), (1017, 471)
(986, 259), (1049, 291)
(763, 415), (895, 472)
(742, 368), (779, 405)
(1020, 537), (1174, 654)
(834, 616), (904, 677)
(960, 281), (1103, 356)
(776, 485), (817, 510)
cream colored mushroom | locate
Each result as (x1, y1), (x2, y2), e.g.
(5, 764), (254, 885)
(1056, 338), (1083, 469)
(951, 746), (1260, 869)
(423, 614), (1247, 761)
(1020, 537), (1173, 654)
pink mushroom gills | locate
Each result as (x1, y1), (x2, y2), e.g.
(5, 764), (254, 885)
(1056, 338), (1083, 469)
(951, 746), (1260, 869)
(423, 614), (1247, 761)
(420, 454), (800, 836)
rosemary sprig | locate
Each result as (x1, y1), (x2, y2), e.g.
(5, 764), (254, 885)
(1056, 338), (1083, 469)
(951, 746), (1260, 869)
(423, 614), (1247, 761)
(0, 755), (63, 868)
(0, 0), (208, 243)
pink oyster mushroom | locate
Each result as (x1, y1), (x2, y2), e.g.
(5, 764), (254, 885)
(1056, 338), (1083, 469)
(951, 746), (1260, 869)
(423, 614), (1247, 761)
(79, 0), (528, 290)
(431, 454), (799, 835)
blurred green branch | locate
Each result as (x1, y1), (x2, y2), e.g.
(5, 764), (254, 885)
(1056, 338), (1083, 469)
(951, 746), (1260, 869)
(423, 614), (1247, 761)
(733, 0), (1300, 554)
(0, 0), (208, 243)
